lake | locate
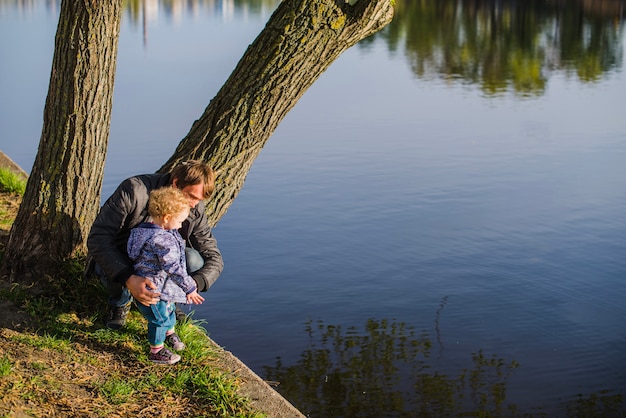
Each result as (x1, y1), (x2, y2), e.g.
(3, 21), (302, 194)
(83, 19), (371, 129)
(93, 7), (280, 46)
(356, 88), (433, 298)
(1, 0), (625, 416)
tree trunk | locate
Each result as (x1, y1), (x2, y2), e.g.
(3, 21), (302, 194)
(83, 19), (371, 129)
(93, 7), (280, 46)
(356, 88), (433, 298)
(159, 0), (394, 226)
(2, 0), (122, 278)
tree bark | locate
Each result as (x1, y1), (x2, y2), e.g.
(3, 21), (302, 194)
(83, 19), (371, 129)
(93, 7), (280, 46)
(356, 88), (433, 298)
(159, 0), (394, 226)
(3, 0), (123, 278)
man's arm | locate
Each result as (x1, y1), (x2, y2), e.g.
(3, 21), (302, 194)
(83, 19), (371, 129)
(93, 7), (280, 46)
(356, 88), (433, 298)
(87, 181), (136, 283)
(185, 202), (224, 292)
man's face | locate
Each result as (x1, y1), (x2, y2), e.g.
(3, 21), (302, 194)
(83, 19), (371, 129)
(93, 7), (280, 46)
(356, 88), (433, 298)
(173, 180), (205, 208)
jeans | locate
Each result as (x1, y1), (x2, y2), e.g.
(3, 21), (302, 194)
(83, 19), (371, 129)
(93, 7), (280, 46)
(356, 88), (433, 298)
(95, 263), (133, 308)
(96, 247), (205, 308)
(185, 247), (204, 274)
(135, 300), (176, 346)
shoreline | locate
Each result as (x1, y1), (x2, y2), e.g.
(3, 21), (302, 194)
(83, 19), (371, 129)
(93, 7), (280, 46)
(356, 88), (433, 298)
(0, 149), (304, 417)
(204, 336), (305, 417)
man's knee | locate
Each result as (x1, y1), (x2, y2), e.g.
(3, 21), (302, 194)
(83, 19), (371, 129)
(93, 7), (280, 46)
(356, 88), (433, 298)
(93, 262), (130, 306)
(185, 247), (204, 274)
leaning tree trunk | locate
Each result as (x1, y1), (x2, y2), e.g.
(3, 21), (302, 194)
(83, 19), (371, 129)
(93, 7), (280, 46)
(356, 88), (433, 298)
(2, 1), (123, 279)
(159, 0), (394, 226)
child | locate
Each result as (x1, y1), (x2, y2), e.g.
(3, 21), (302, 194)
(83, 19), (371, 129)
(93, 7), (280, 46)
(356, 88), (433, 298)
(127, 186), (205, 365)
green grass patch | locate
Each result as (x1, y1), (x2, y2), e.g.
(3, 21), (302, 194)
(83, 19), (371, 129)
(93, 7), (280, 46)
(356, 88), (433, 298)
(0, 355), (13, 376)
(97, 377), (136, 405)
(0, 167), (26, 195)
(9, 332), (72, 353)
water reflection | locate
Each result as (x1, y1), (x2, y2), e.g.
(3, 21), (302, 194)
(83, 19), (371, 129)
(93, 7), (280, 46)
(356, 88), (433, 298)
(263, 317), (624, 417)
(123, 0), (279, 25)
(2, 0), (623, 95)
(124, 0), (626, 97)
(371, 0), (625, 96)
(263, 315), (519, 417)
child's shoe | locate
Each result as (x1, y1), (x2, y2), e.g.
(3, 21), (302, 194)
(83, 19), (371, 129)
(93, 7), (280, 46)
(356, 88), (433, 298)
(149, 347), (181, 365)
(166, 332), (186, 351)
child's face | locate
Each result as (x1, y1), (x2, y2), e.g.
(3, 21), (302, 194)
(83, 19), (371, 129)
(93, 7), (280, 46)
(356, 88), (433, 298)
(163, 209), (190, 230)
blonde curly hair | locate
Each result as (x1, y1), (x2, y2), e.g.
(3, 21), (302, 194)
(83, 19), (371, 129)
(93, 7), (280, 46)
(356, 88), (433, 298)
(148, 186), (190, 219)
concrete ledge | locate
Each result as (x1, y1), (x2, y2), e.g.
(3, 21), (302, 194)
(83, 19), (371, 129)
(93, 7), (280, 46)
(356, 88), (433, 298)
(205, 336), (305, 417)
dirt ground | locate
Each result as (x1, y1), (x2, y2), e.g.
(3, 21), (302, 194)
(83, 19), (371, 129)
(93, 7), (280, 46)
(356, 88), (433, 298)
(0, 167), (304, 417)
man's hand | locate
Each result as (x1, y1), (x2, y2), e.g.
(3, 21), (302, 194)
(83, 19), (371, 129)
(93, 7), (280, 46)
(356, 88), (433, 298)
(186, 290), (205, 305)
(126, 274), (160, 306)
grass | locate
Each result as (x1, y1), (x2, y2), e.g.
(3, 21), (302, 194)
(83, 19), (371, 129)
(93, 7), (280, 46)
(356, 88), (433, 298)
(0, 168), (24, 232)
(0, 272), (265, 417)
(0, 175), (266, 417)
(0, 167), (26, 195)
(0, 355), (12, 376)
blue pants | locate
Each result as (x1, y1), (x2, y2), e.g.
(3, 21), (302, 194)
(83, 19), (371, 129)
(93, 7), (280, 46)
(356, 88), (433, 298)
(135, 300), (176, 346)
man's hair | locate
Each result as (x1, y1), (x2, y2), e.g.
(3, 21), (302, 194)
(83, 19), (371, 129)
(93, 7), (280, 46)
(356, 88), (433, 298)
(148, 187), (190, 219)
(170, 160), (215, 199)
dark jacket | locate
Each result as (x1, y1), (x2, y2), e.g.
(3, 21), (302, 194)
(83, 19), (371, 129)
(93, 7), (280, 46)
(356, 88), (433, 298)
(87, 173), (223, 292)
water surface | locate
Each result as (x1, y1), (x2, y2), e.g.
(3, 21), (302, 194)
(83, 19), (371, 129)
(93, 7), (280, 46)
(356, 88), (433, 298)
(1, 1), (625, 415)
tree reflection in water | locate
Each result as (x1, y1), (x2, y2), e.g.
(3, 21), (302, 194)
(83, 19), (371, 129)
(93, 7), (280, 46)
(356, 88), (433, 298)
(366, 0), (625, 97)
(263, 315), (624, 417)
(263, 315), (519, 417)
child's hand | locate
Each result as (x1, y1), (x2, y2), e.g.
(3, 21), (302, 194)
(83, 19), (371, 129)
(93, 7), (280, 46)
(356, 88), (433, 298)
(187, 290), (205, 305)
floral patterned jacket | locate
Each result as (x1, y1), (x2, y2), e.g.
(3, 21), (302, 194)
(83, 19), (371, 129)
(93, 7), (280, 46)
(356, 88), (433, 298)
(127, 222), (197, 303)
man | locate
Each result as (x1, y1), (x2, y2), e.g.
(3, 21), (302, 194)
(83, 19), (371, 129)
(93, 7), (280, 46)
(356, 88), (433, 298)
(87, 160), (224, 329)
